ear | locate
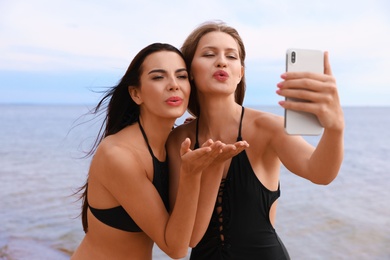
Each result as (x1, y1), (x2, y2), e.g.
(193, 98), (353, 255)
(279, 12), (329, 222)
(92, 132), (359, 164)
(128, 86), (143, 105)
(238, 65), (244, 84)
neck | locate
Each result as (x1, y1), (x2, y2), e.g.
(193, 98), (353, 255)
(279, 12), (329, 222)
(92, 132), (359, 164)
(197, 99), (242, 142)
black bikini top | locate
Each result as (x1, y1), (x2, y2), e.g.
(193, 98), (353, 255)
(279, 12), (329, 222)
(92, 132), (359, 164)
(88, 120), (169, 232)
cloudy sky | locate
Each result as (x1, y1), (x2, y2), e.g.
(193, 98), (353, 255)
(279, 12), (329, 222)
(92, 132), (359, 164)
(1, 0), (389, 106)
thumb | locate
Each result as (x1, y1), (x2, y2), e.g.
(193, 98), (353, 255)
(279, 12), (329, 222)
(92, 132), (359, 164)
(180, 138), (191, 156)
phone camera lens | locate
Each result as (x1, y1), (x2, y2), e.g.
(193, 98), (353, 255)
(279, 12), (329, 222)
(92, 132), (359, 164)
(291, 51), (296, 63)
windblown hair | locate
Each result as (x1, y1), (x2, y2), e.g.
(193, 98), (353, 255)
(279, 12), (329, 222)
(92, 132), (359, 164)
(77, 43), (185, 233)
(181, 21), (246, 117)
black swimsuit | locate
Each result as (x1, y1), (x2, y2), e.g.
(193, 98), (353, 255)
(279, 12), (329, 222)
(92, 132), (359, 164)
(190, 107), (290, 260)
(89, 121), (169, 232)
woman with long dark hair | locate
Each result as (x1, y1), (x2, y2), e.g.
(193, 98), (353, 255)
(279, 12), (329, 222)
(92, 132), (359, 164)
(71, 42), (247, 259)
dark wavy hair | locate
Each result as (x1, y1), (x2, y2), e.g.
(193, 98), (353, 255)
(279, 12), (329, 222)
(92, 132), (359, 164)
(77, 43), (185, 233)
(181, 21), (246, 117)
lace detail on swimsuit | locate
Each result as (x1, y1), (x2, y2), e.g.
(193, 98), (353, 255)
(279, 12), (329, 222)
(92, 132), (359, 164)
(215, 178), (230, 247)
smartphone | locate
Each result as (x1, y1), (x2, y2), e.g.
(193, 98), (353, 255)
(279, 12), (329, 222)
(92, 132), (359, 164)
(284, 48), (324, 135)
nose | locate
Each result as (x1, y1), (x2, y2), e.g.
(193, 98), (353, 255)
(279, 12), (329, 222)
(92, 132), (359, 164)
(168, 77), (180, 91)
(215, 54), (227, 68)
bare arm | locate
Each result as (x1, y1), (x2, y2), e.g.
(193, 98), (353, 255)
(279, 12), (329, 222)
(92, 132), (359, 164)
(98, 138), (223, 258)
(167, 127), (249, 247)
(275, 51), (344, 184)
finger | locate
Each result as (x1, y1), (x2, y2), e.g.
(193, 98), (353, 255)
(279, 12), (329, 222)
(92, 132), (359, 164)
(220, 144), (237, 153)
(180, 138), (191, 156)
(235, 140), (250, 149)
(218, 143), (247, 159)
(200, 139), (214, 148)
(211, 140), (224, 150)
(278, 78), (323, 93)
(195, 141), (224, 157)
(232, 141), (250, 155)
(186, 146), (223, 170)
(221, 141), (249, 153)
(189, 146), (214, 158)
(324, 51), (333, 76)
(280, 98), (321, 114)
(278, 87), (324, 102)
(282, 70), (326, 80)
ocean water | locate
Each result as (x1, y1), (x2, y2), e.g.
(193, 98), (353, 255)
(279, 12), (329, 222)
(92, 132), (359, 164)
(0, 104), (389, 260)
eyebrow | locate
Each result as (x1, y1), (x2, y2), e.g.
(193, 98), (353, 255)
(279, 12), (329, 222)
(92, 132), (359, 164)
(201, 46), (238, 52)
(148, 68), (187, 75)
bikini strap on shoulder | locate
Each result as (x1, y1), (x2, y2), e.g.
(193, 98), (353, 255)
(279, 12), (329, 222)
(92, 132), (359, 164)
(137, 118), (155, 158)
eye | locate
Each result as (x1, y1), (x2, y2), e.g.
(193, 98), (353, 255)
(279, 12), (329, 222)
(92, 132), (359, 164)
(227, 53), (238, 59)
(152, 75), (164, 80)
(203, 52), (215, 57)
(177, 72), (189, 80)
(178, 75), (188, 80)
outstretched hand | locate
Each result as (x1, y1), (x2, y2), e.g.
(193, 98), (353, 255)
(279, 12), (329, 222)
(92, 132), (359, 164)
(202, 140), (249, 166)
(276, 51), (344, 132)
(179, 138), (249, 175)
(179, 138), (223, 175)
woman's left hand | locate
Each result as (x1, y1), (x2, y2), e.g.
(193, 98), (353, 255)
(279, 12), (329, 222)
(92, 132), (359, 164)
(276, 51), (344, 132)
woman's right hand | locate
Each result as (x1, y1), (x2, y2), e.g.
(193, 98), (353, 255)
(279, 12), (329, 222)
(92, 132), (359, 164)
(179, 138), (222, 175)
(179, 138), (249, 175)
(212, 140), (249, 164)
(277, 52), (344, 133)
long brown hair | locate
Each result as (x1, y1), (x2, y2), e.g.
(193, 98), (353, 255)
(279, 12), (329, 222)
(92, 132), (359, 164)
(77, 43), (185, 233)
(181, 21), (246, 117)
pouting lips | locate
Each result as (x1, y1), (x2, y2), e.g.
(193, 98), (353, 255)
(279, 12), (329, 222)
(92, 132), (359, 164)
(165, 96), (183, 106)
(166, 96), (182, 102)
(213, 70), (229, 81)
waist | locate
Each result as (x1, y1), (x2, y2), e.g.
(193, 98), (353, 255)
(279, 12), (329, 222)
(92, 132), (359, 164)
(78, 222), (153, 259)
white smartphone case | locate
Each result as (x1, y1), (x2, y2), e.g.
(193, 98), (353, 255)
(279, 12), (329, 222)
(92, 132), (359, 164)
(284, 49), (324, 135)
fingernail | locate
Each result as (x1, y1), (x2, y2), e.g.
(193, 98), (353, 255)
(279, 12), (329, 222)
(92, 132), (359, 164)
(280, 73), (287, 79)
(277, 82), (283, 88)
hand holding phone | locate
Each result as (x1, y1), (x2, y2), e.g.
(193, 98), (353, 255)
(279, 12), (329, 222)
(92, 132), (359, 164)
(284, 49), (324, 135)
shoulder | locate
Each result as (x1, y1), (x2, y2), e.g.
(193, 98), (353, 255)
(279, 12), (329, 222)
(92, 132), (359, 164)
(91, 132), (144, 180)
(244, 107), (284, 132)
(168, 119), (196, 146)
(242, 107), (287, 144)
(97, 134), (130, 159)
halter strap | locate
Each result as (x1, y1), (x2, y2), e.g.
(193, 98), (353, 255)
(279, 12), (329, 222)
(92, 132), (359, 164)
(138, 118), (155, 158)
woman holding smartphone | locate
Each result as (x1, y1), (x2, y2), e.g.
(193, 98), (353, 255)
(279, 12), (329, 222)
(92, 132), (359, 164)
(167, 21), (344, 259)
